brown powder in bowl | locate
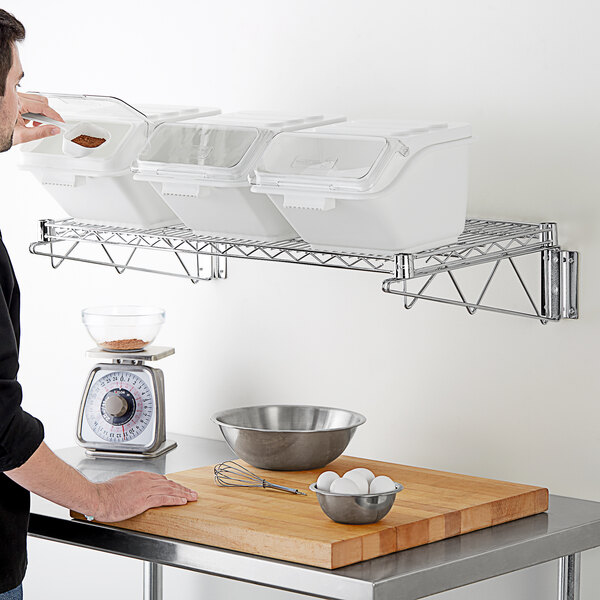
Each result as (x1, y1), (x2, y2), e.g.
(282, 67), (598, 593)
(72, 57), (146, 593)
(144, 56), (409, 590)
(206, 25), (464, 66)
(71, 134), (106, 148)
(100, 339), (149, 351)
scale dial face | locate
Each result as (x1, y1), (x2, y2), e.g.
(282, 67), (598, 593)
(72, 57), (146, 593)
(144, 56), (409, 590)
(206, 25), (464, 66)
(78, 364), (163, 452)
(85, 371), (153, 443)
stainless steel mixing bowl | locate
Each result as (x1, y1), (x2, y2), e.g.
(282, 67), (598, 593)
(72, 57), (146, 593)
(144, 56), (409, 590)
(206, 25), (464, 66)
(210, 405), (366, 470)
(309, 482), (403, 524)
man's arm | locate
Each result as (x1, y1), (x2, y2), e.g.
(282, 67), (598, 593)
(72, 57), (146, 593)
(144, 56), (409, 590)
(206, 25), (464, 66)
(5, 442), (198, 522)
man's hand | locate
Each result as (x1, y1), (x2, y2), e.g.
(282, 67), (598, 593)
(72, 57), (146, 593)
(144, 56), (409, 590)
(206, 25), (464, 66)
(93, 471), (198, 522)
(13, 92), (64, 145)
(6, 443), (198, 522)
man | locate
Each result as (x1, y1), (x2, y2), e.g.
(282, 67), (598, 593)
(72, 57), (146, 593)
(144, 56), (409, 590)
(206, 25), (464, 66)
(0, 10), (198, 600)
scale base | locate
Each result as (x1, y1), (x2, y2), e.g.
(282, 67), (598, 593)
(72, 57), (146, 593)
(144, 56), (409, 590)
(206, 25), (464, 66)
(84, 440), (178, 460)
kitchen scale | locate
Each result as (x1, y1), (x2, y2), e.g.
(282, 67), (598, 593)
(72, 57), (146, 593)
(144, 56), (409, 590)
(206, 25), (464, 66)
(76, 345), (177, 459)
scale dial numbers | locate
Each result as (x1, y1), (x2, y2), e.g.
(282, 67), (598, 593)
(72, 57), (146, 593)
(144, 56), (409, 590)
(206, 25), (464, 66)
(85, 371), (154, 443)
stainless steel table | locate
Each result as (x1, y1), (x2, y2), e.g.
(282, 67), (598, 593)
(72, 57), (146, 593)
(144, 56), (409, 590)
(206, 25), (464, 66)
(28, 434), (599, 600)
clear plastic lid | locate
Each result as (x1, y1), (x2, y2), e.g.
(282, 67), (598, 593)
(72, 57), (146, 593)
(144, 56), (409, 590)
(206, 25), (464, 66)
(253, 132), (397, 193)
(253, 120), (471, 193)
(134, 111), (345, 184)
(136, 123), (263, 181)
(312, 119), (452, 137)
(199, 111), (342, 131)
(32, 93), (219, 125)
(135, 104), (213, 123)
(260, 133), (390, 182)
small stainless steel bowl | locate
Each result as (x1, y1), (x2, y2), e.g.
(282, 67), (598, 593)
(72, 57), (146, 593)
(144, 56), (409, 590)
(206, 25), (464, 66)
(310, 482), (403, 524)
(210, 405), (366, 471)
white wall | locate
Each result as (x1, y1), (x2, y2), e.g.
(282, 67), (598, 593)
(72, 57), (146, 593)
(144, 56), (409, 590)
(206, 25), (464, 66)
(0, 0), (598, 598)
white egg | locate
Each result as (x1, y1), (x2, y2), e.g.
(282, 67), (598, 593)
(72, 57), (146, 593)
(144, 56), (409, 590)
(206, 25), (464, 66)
(344, 468), (375, 485)
(316, 471), (340, 492)
(369, 475), (396, 494)
(330, 477), (360, 495)
(342, 471), (369, 494)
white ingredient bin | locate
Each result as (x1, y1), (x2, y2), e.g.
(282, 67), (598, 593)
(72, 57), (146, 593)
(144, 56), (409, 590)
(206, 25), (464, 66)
(132, 111), (345, 241)
(251, 120), (472, 254)
(19, 94), (220, 228)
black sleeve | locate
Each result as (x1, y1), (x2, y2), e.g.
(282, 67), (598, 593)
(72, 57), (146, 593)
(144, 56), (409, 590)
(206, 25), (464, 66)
(0, 244), (44, 472)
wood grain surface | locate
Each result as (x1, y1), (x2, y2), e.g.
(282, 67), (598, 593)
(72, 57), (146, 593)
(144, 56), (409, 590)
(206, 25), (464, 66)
(72, 456), (548, 569)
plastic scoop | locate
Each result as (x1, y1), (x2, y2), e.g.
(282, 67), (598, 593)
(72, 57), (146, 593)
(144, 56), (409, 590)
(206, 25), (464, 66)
(21, 112), (110, 158)
(21, 112), (68, 131)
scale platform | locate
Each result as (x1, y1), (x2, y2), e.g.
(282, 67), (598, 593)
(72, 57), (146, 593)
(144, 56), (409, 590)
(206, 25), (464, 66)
(86, 346), (175, 361)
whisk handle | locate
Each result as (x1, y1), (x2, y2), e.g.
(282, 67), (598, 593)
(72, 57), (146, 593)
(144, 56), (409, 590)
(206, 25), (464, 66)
(262, 480), (307, 496)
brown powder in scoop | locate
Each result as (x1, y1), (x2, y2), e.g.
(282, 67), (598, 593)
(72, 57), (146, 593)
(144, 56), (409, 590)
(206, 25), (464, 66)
(71, 134), (106, 148)
(100, 339), (148, 351)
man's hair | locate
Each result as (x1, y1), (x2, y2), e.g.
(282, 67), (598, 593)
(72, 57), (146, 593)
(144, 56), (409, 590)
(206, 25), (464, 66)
(0, 10), (25, 96)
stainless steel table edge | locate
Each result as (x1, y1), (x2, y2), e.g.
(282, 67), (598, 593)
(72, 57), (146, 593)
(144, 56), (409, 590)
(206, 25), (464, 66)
(28, 513), (372, 600)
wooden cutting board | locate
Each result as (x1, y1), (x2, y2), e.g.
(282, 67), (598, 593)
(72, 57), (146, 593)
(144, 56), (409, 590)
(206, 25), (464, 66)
(72, 456), (548, 569)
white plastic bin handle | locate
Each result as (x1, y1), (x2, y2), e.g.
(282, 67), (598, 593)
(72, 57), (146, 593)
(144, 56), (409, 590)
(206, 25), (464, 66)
(282, 194), (336, 211)
(161, 181), (202, 197)
(41, 171), (80, 187)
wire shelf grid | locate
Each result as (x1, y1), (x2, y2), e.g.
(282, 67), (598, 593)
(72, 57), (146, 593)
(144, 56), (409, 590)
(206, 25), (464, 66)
(29, 217), (577, 323)
(31, 218), (555, 278)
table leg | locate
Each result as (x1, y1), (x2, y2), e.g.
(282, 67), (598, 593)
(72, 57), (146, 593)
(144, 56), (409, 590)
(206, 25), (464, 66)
(558, 553), (581, 600)
(143, 561), (163, 600)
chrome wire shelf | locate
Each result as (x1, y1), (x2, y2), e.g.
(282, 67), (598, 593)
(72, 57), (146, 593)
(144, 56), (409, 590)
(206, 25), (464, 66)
(30, 217), (579, 323)
(31, 219), (395, 275)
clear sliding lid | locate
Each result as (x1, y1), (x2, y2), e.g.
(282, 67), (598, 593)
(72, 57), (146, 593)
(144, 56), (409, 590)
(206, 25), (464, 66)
(33, 93), (219, 125)
(252, 120), (472, 193)
(135, 123), (264, 182)
(133, 111), (345, 185)
(200, 111), (342, 130)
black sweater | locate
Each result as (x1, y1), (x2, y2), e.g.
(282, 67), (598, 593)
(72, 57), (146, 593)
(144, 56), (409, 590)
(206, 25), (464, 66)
(0, 235), (45, 593)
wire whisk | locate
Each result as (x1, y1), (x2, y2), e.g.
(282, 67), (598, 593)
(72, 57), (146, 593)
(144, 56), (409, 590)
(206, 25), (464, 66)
(214, 461), (307, 496)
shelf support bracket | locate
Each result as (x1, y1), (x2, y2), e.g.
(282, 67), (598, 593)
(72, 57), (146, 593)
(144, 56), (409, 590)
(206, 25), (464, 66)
(540, 221), (578, 320)
(561, 251), (578, 319)
(541, 248), (578, 320)
(384, 248), (579, 323)
(39, 218), (53, 243)
(211, 255), (227, 280)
